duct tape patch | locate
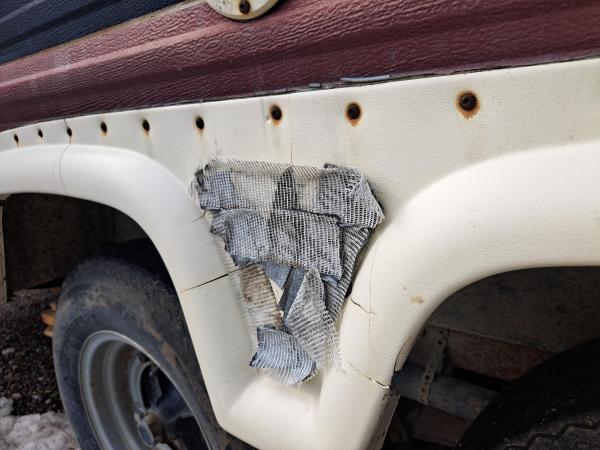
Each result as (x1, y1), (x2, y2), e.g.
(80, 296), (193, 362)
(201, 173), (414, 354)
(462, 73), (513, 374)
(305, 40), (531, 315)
(193, 159), (384, 384)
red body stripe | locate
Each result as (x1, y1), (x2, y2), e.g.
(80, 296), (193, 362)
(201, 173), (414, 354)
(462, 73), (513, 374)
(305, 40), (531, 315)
(1, 0), (600, 130)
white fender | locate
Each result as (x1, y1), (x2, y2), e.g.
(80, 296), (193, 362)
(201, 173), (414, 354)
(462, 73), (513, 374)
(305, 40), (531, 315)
(346, 142), (600, 384)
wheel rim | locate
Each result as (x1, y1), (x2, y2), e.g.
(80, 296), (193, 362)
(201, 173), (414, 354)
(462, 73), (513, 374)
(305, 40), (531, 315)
(79, 331), (211, 450)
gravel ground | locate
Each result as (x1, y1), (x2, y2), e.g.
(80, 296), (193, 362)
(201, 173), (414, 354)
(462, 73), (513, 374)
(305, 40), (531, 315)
(0, 288), (79, 449)
(0, 289), (62, 415)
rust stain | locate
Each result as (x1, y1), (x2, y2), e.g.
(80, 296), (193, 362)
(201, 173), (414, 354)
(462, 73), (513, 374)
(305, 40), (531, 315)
(240, 264), (283, 327)
(346, 102), (361, 126)
(270, 104), (282, 124)
(142, 119), (150, 135)
(456, 91), (479, 119)
(411, 295), (425, 304)
(447, 329), (555, 381)
(195, 116), (205, 134)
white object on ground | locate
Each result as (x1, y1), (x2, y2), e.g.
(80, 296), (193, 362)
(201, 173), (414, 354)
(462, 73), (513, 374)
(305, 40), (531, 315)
(0, 398), (79, 450)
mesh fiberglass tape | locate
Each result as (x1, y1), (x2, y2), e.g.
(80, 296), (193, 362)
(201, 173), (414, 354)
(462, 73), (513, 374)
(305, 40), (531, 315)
(194, 160), (384, 384)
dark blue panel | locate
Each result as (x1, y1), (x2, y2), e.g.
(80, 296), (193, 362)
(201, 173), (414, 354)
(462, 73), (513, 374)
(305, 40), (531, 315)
(0, 0), (184, 65)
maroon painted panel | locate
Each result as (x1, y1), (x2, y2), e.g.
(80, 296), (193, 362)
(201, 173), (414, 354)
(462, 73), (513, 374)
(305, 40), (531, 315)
(1, 0), (600, 131)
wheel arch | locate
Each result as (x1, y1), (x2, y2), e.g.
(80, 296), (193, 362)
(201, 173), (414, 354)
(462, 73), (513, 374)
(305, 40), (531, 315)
(345, 141), (600, 386)
(0, 142), (226, 292)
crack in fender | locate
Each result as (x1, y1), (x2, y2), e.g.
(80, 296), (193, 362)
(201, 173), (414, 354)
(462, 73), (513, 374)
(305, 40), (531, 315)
(347, 361), (390, 389)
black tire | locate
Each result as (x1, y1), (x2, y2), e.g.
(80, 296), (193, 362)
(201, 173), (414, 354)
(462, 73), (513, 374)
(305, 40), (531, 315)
(457, 339), (600, 450)
(53, 240), (248, 450)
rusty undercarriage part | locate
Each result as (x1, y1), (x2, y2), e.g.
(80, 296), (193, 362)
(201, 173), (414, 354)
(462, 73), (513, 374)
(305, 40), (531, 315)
(394, 363), (497, 423)
(194, 159), (383, 384)
(389, 267), (600, 447)
(408, 326), (555, 383)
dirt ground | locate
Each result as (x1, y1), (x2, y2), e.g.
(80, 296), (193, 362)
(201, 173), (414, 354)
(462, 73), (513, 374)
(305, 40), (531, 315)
(0, 289), (62, 415)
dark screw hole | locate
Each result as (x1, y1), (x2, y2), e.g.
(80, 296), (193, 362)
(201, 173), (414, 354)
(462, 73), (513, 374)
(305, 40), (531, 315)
(459, 92), (477, 111)
(142, 119), (150, 133)
(270, 105), (282, 122)
(100, 122), (108, 134)
(37, 129), (43, 138)
(13, 134), (18, 145)
(346, 103), (361, 121)
(239, 0), (251, 14)
(66, 127), (72, 137)
(195, 116), (205, 130)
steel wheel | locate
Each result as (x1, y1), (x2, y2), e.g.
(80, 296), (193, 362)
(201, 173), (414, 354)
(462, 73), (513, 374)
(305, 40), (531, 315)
(79, 330), (210, 450)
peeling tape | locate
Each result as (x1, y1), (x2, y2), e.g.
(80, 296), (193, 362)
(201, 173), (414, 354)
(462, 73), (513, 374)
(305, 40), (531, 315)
(193, 160), (384, 384)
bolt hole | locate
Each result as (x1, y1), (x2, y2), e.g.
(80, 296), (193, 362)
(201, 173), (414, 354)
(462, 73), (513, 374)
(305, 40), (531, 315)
(459, 92), (477, 112)
(100, 122), (108, 134)
(195, 116), (205, 131)
(346, 102), (361, 122)
(13, 134), (19, 145)
(37, 129), (43, 139)
(270, 105), (282, 122)
(66, 127), (72, 137)
(239, 0), (251, 14)
(142, 119), (150, 133)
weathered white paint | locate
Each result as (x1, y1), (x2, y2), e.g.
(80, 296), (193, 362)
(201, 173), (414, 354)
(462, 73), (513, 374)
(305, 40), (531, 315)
(1, 57), (600, 449)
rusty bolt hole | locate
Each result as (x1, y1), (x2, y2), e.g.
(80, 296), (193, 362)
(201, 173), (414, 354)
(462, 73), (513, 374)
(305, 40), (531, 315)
(142, 119), (150, 134)
(346, 102), (361, 123)
(196, 116), (205, 131)
(457, 91), (479, 118)
(270, 105), (282, 122)
(13, 134), (18, 145)
(37, 129), (43, 139)
(100, 121), (108, 134)
(459, 92), (477, 111)
(239, 0), (251, 14)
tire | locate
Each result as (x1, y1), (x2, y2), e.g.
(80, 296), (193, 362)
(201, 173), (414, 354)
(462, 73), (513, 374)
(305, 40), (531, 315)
(53, 240), (249, 450)
(457, 339), (600, 450)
